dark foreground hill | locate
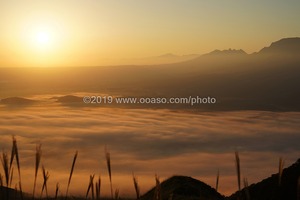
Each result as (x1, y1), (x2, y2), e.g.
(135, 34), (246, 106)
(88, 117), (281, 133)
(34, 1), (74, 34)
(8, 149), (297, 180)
(228, 158), (300, 200)
(0, 186), (26, 200)
(140, 176), (224, 200)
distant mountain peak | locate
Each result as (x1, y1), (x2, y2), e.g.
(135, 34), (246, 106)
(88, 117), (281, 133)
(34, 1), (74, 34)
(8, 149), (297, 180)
(259, 37), (300, 54)
(206, 49), (247, 56)
(271, 37), (300, 45)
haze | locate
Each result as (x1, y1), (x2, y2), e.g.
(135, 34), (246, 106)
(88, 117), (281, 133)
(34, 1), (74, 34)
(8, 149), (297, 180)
(1, 1), (300, 199)
(1, 0), (300, 67)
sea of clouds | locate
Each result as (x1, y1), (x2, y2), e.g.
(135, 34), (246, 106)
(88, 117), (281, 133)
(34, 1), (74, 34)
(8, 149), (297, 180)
(0, 102), (300, 197)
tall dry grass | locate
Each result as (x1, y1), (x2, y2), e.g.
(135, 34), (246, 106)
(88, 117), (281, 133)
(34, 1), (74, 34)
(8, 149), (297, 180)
(65, 151), (78, 200)
(40, 165), (50, 199)
(86, 174), (95, 199)
(95, 176), (101, 200)
(133, 173), (140, 200)
(235, 151), (241, 192)
(216, 169), (219, 192)
(12, 136), (23, 200)
(1, 151), (10, 187)
(243, 177), (250, 200)
(2, 136), (24, 199)
(115, 188), (119, 200)
(9, 137), (16, 187)
(55, 183), (60, 200)
(105, 146), (113, 199)
(0, 166), (4, 199)
(154, 174), (161, 200)
(9, 167), (14, 187)
(13, 183), (18, 200)
(1, 136), (300, 200)
(234, 151), (242, 200)
(33, 144), (42, 199)
(0, 173), (3, 187)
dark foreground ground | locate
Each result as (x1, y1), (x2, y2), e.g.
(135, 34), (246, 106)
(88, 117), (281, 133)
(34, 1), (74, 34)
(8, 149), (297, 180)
(1, 158), (300, 200)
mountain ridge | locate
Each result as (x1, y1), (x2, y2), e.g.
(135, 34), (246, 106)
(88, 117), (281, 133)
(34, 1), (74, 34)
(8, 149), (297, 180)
(258, 37), (300, 55)
(205, 49), (247, 56)
(1, 37), (300, 111)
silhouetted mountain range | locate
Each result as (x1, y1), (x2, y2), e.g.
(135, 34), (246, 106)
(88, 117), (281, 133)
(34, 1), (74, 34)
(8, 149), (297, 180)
(258, 37), (300, 55)
(1, 37), (300, 111)
(205, 49), (247, 56)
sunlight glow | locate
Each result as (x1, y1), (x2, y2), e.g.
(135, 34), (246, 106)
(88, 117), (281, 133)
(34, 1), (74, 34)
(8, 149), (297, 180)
(34, 29), (52, 49)
(36, 31), (50, 45)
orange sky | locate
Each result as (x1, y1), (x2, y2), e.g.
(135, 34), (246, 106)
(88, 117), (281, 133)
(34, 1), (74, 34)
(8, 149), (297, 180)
(1, 0), (300, 67)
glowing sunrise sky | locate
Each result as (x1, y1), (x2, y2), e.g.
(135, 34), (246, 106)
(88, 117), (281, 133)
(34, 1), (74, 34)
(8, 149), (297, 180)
(0, 0), (300, 67)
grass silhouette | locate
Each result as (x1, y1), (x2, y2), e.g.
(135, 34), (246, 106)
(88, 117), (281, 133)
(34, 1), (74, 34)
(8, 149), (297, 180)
(0, 136), (300, 200)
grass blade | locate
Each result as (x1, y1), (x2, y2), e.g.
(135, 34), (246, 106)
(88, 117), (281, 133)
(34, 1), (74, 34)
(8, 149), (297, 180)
(0, 173), (3, 200)
(133, 173), (140, 200)
(154, 174), (161, 200)
(19, 181), (24, 200)
(33, 144), (42, 199)
(40, 165), (50, 200)
(235, 151), (241, 191)
(65, 151), (78, 200)
(55, 183), (60, 200)
(0, 173), (3, 187)
(91, 176), (95, 200)
(115, 188), (119, 200)
(9, 136), (16, 174)
(13, 183), (18, 200)
(96, 175), (101, 200)
(9, 166), (14, 187)
(216, 169), (219, 192)
(86, 181), (91, 199)
(244, 177), (250, 200)
(1, 152), (10, 187)
(105, 146), (113, 199)
(86, 174), (95, 199)
(13, 137), (23, 200)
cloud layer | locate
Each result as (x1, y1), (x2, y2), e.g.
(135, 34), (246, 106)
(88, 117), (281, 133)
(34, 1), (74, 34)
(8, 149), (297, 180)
(0, 104), (300, 197)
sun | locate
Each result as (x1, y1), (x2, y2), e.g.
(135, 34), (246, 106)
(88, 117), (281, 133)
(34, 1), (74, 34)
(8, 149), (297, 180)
(31, 27), (54, 50)
(34, 30), (52, 49)
(36, 31), (50, 45)
(19, 18), (68, 66)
